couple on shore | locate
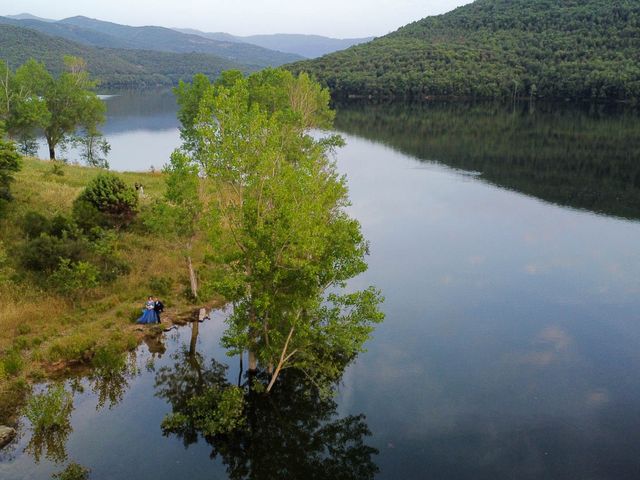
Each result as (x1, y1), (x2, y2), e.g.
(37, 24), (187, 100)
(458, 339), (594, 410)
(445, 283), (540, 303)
(137, 296), (164, 324)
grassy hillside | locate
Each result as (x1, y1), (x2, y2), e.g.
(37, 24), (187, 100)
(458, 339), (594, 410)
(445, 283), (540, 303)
(0, 15), (302, 68)
(290, 0), (640, 101)
(0, 24), (252, 87)
(0, 158), (221, 423)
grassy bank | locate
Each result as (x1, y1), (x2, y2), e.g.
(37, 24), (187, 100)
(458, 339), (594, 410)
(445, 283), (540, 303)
(0, 157), (218, 424)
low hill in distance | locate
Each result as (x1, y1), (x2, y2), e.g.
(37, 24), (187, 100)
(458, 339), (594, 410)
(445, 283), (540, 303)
(290, 0), (640, 102)
(0, 24), (252, 88)
(0, 15), (301, 68)
(175, 28), (373, 59)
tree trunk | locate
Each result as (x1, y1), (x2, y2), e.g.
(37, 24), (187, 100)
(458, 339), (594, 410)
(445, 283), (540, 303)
(48, 143), (56, 160)
(248, 349), (257, 371)
(187, 255), (198, 299)
(189, 318), (199, 356)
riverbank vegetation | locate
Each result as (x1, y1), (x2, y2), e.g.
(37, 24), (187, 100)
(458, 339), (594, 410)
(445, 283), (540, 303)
(290, 0), (640, 102)
(0, 157), (216, 424)
(0, 68), (382, 436)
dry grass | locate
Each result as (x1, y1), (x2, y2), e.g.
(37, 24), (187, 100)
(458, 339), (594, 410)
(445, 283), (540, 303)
(0, 157), (220, 423)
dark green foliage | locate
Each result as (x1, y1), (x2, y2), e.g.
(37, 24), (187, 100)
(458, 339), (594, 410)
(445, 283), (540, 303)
(148, 276), (172, 296)
(20, 233), (86, 272)
(2, 350), (24, 376)
(21, 211), (52, 239)
(48, 259), (99, 299)
(52, 463), (91, 480)
(0, 24), (256, 88)
(73, 173), (138, 230)
(0, 133), (21, 209)
(156, 353), (380, 480)
(290, 0), (640, 101)
(19, 210), (129, 291)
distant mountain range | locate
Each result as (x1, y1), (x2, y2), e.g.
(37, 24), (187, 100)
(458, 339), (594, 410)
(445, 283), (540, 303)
(0, 15), (301, 68)
(3, 13), (372, 61)
(290, 0), (640, 101)
(0, 24), (250, 88)
(174, 28), (373, 59)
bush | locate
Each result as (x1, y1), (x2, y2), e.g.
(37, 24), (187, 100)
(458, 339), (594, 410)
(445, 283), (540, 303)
(48, 334), (97, 363)
(0, 133), (21, 211)
(20, 233), (86, 272)
(21, 211), (51, 239)
(2, 349), (23, 376)
(148, 275), (172, 296)
(49, 259), (100, 299)
(73, 173), (138, 230)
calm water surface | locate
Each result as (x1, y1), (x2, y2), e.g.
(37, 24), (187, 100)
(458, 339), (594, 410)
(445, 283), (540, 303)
(5, 94), (640, 479)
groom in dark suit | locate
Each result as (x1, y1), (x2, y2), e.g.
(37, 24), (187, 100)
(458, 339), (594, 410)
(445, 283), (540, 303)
(153, 297), (165, 323)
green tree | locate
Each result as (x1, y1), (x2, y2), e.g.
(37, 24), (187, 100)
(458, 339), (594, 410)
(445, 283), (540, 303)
(73, 173), (138, 230)
(42, 56), (106, 160)
(0, 128), (21, 211)
(145, 150), (208, 299)
(182, 70), (383, 391)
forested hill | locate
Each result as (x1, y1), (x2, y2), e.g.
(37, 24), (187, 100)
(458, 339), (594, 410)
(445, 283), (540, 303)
(0, 25), (251, 87)
(289, 0), (640, 101)
(0, 15), (302, 68)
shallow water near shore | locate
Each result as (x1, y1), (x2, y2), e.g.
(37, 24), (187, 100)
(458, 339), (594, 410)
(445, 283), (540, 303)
(8, 94), (640, 479)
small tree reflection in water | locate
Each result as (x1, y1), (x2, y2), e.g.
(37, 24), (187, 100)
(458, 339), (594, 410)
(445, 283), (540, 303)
(155, 321), (379, 480)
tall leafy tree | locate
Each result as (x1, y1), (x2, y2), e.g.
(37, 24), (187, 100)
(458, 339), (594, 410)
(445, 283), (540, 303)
(145, 150), (208, 299)
(178, 70), (383, 391)
(42, 56), (106, 160)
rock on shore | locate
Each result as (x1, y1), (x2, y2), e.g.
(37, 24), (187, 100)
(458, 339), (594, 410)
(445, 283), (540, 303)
(0, 425), (16, 449)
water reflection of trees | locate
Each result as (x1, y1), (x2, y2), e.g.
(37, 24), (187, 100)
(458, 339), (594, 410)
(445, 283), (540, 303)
(155, 321), (379, 480)
(335, 102), (640, 220)
(23, 348), (139, 464)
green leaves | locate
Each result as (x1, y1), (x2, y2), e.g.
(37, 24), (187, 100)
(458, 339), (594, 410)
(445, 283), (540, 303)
(0, 130), (20, 206)
(178, 69), (384, 391)
(73, 173), (138, 230)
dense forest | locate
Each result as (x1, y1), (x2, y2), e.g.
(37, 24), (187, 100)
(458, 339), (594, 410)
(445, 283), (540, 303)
(335, 102), (640, 219)
(290, 0), (640, 101)
(0, 25), (252, 87)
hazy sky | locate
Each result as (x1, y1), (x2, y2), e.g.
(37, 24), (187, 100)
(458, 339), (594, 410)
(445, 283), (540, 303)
(1, 0), (473, 38)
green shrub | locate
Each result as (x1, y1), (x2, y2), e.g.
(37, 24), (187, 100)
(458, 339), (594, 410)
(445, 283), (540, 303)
(48, 334), (97, 363)
(92, 344), (126, 371)
(49, 259), (100, 299)
(24, 384), (73, 432)
(21, 211), (52, 239)
(13, 336), (29, 351)
(2, 349), (24, 376)
(148, 275), (172, 296)
(73, 173), (138, 230)
(16, 324), (32, 335)
(52, 463), (91, 480)
(0, 133), (21, 212)
(20, 234), (86, 273)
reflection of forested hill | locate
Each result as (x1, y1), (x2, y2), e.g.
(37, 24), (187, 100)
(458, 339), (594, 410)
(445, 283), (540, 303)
(335, 103), (640, 220)
(102, 90), (179, 134)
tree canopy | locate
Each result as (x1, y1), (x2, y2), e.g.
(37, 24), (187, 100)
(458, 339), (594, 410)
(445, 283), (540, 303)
(0, 56), (107, 160)
(289, 0), (640, 102)
(174, 69), (384, 391)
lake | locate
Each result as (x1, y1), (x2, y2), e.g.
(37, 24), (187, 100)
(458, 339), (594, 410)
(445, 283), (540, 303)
(4, 92), (640, 479)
